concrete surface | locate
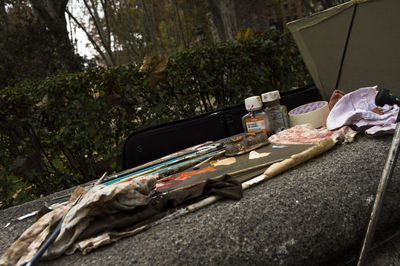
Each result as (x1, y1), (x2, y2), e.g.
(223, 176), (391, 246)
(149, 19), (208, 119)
(1, 134), (400, 265)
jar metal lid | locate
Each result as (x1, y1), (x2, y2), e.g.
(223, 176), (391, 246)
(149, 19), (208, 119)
(261, 90), (280, 102)
(245, 96), (263, 111)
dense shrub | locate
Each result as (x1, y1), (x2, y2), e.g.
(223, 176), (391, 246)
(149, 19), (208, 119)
(0, 30), (312, 208)
(166, 30), (310, 115)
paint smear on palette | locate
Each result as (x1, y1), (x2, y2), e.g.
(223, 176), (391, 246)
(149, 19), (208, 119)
(155, 182), (173, 189)
(210, 157), (236, 167)
(161, 166), (216, 182)
(249, 150), (270, 159)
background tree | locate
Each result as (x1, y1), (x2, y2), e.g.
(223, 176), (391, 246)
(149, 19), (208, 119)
(0, 0), (350, 82)
(66, 0), (121, 67)
(66, 0), (212, 66)
(0, 0), (83, 90)
(67, 0), (345, 65)
(29, 0), (83, 71)
(302, 0), (349, 15)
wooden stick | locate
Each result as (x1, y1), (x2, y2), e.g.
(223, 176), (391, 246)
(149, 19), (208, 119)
(93, 172), (108, 186)
(208, 158), (283, 181)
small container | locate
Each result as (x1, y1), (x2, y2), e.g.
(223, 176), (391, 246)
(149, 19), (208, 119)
(242, 96), (272, 136)
(261, 90), (289, 134)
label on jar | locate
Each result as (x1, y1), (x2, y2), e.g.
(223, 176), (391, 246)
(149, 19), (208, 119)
(245, 117), (268, 135)
(270, 111), (288, 133)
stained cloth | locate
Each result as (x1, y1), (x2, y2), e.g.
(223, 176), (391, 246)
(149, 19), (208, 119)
(268, 124), (356, 144)
(326, 86), (399, 135)
(204, 174), (243, 200)
(0, 175), (156, 266)
(328, 89), (345, 109)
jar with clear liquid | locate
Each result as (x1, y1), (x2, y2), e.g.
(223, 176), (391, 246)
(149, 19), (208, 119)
(261, 90), (289, 134)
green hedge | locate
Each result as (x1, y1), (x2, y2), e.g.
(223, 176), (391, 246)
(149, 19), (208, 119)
(0, 30), (311, 208)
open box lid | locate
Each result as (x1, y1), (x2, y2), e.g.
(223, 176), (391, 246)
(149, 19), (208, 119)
(287, 0), (400, 99)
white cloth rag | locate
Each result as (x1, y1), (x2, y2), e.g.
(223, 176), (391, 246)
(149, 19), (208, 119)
(326, 86), (399, 135)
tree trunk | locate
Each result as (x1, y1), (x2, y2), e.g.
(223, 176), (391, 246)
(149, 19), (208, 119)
(234, 0), (268, 33)
(219, 0), (237, 40)
(172, 0), (187, 48)
(136, 0), (151, 55)
(29, 0), (82, 72)
(140, 0), (163, 54)
(206, 0), (227, 41)
(0, 3), (13, 32)
(161, 0), (176, 52)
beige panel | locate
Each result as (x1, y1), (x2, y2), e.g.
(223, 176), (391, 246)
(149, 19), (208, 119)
(289, 6), (354, 99)
(288, 0), (400, 98)
(339, 0), (400, 95)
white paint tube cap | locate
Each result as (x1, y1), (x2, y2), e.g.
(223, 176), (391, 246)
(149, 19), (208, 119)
(245, 96), (263, 111)
(261, 90), (280, 102)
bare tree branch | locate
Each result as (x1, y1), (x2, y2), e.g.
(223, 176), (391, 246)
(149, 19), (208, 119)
(101, 0), (112, 49)
(84, 0), (116, 65)
(65, 8), (112, 66)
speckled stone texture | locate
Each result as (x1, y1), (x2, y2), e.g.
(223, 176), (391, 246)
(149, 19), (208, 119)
(1, 135), (400, 265)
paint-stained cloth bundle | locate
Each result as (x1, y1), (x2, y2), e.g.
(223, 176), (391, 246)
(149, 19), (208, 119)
(268, 123), (357, 144)
(0, 175), (156, 266)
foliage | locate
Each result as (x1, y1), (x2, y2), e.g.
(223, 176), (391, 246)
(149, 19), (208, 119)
(165, 30), (310, 114)
(0, 30), (312, 208)
(0, 66), (147, 207)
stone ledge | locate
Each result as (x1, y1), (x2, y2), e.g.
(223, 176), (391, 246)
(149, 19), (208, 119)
(1, 135), (398, 265)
